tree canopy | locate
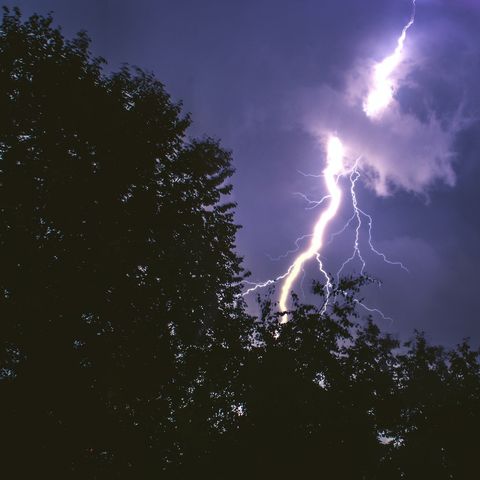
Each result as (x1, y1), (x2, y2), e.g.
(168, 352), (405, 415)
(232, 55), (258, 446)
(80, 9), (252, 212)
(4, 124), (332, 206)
(0, 8), (478, 479)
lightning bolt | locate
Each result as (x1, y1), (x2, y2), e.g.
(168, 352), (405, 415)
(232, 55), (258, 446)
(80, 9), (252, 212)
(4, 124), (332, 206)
(293, 192), (331, 210)
(364, 0), (416, 118)
(336, 166), (409, 282)
(241, 135), (345, 313)
(242, 1), (416, 323)
(266, 233), (312, 262)
(278, 135), (345, 321)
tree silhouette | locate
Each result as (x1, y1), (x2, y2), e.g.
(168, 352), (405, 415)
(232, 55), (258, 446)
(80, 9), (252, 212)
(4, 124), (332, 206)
(0, 7), (248, 477)
(0, 7), (479, 480)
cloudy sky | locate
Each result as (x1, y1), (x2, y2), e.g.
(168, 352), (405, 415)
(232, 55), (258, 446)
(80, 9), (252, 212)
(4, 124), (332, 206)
(9, 0), (480, 345)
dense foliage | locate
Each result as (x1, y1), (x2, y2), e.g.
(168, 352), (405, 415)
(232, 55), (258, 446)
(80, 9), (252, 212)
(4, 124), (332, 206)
(0, 8), (478, 479)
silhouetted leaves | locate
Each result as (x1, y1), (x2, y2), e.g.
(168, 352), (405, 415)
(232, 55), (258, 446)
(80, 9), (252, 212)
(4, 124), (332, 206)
(0, 8), (479, 480)
(0, 7), (247, 477)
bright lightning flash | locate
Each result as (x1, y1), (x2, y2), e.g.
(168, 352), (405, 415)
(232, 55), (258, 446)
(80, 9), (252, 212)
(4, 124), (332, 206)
(243, 2), (415, 323)
(363, 0), (416, 118)
(278, 136), (345, 321)
(336, 166), (408, 281)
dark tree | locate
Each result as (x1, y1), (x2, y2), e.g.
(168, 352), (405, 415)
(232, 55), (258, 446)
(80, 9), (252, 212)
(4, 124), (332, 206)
(0, 7), (248, 477)
(1, 7), (479, 480)
(227, 278), (401, 479)
(379, 334), (480, 479)
(222, 279), (480, 480)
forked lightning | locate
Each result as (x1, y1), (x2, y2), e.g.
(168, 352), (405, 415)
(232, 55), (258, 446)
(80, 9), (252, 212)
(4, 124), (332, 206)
(243, 1), (416, 321)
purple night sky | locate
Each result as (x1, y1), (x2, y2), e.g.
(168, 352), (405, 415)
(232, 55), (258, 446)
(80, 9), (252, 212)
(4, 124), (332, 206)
(9, 0), (480, 345)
